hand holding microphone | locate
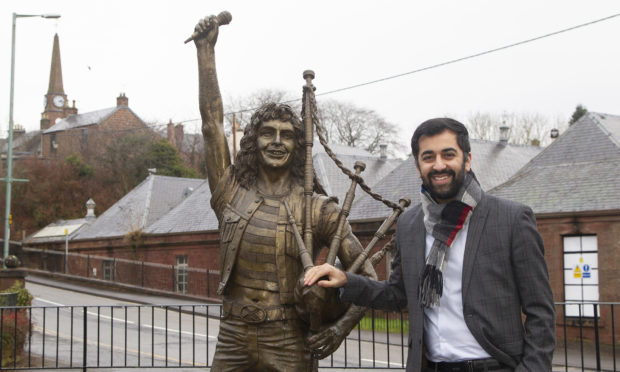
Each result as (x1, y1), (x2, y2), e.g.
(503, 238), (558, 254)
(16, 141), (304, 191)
(185, 11), (232, 44)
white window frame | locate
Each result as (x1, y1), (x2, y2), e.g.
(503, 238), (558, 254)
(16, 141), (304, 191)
(563, 235), (599, 318)
(175, 255), (189, 294)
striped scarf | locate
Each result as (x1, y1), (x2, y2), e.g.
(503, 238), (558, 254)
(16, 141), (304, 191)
(418, 171), (482, 308)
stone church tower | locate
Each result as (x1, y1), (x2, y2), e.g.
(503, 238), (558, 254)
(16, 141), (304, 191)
(40, 33), (77, 130)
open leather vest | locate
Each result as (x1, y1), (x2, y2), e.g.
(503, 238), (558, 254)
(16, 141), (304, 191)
(214, 171), (329, 305)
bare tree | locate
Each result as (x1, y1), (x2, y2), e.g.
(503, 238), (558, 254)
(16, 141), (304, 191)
(507, 112), (549, 146)
(465, 111), (567, 147)
(467, 112), (498, 142)
(317, 99), (405, 156)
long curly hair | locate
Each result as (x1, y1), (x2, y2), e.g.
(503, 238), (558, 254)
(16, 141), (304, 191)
(234, 103), (325, 194)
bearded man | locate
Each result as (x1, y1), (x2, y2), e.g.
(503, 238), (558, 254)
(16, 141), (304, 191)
(306, 118), (556, 371)
(193, 14), (376, 372)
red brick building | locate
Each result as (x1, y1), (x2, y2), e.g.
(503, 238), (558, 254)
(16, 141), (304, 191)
(41, 93), (150, 159)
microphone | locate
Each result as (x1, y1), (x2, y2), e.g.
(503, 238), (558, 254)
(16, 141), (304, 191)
(184, 11), (232, 44)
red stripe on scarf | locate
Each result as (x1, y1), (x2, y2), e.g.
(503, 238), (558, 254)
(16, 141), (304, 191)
(445, 205), (473, 246)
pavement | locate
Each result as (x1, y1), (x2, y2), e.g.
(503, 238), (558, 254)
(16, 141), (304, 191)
(24, 273), (617, 372)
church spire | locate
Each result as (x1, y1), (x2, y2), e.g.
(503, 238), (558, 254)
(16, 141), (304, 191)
(47, 33), (64, 94)
(42, 33), (75, 131)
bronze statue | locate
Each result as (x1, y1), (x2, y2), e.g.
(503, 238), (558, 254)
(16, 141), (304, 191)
(192, 13), (377, 371)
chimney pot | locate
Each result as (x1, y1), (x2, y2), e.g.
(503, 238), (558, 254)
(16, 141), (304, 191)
(550, 128), (559, 139)
(183, 187), (194, 198)
(499, 124), (510, 145)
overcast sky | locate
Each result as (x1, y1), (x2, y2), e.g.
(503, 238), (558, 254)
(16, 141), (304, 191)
(1, 1), (619, 150)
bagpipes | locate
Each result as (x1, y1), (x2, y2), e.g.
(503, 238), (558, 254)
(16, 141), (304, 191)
(290, 70), (411, 332)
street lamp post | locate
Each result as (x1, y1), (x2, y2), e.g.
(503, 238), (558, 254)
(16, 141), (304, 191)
(4, 13), (61, 267)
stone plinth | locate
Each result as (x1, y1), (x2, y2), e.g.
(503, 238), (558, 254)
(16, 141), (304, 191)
(0, 269), (26, 291)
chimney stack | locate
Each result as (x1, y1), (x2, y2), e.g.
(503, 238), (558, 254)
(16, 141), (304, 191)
(498, 123), (510, 145)
(167, 120), (175, 146)
(174, 124), (184, 151)
(85, 198), (96, 220)
(65, 100), (78, 116)
(117, 93), (128, 107)
(13, 124), (25, 139)
(40, 113), (51, 131)
(379, 144), (387, 160)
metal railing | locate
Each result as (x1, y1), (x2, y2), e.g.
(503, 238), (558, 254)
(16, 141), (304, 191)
(0, 302), (618, 370)
(556, 302), (618, 372)
(11, 248), (620, 370)
(0, 304), (409, 370)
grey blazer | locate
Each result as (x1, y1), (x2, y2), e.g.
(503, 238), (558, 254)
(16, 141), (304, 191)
(342, 192), (555, 372)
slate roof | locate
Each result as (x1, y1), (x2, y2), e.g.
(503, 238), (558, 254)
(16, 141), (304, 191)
(349, 139), (541, 221)
(312, 143), (403, 203)
(1, 130), (42, 155)
(146, 180), (217, 234)
(43, 106), (145, 134)
(74, 175), (204, 240)
(313, 143), (374, 157)
(490, 112), (620, 214)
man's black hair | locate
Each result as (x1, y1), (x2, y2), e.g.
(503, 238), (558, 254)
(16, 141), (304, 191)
(410, 118), (471, 163)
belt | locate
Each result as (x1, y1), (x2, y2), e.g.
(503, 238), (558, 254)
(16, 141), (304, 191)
(223, 302), (297, 324)
(427, 358), (507, 371)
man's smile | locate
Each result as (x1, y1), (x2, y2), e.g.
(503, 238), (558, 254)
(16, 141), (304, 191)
(430, 171), (454, 186)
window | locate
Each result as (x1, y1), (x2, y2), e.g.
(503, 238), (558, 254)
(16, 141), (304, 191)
(81, 128), (88, 150)
(175, 255), (188, 293)
(50, 134), (57, 154)
(563, 235), (599, 317)
(102, 259), (115, 281)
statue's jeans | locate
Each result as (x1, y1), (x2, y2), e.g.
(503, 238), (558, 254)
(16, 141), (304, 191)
(211, 317), (313, 372)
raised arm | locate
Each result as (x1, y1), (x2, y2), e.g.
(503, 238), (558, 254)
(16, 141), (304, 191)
(194, 15), (231, 193)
